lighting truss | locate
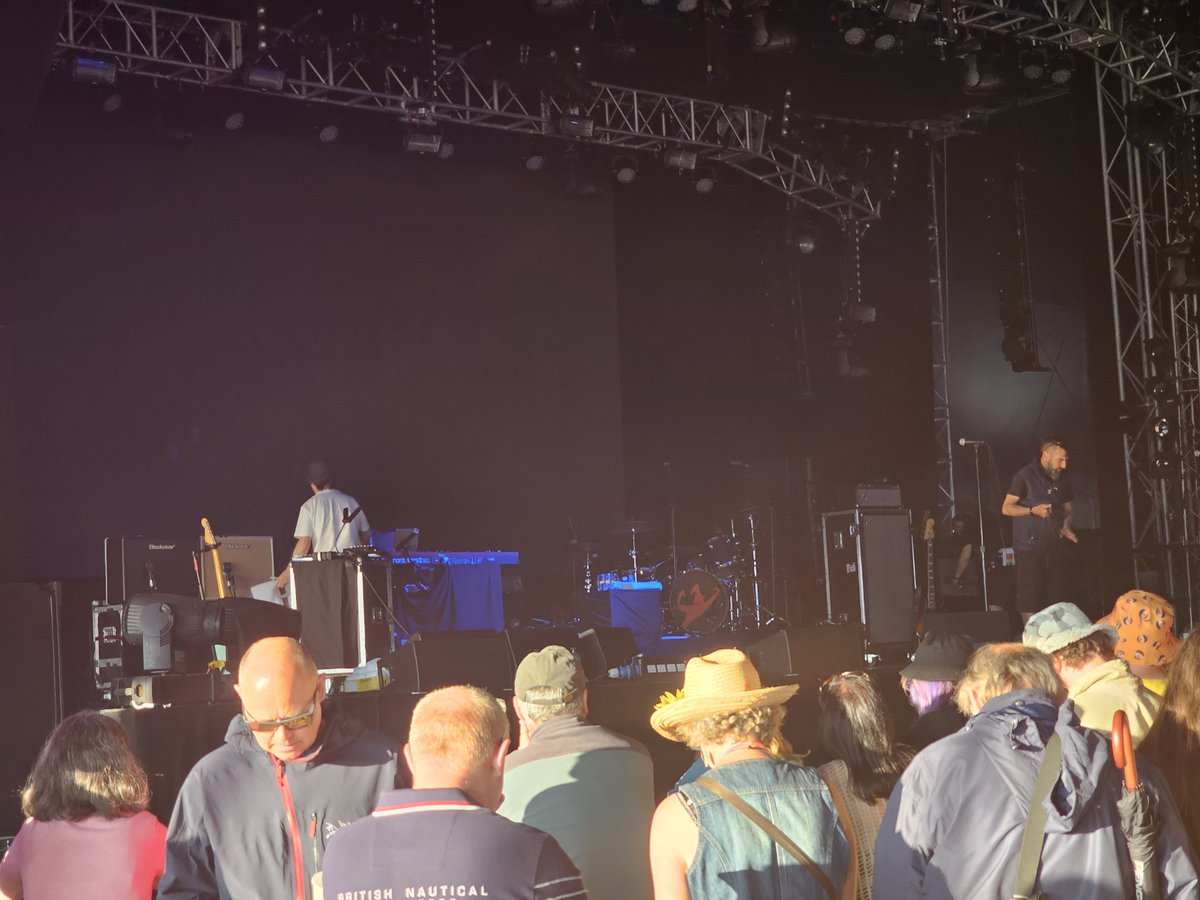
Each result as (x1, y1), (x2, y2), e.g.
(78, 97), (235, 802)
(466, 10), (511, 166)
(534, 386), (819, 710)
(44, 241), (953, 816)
(56, 0), (880, 222)
(927, 137), (956, 524)
(950, 0), (1200, 116)
(1096, 62), (1200, 628)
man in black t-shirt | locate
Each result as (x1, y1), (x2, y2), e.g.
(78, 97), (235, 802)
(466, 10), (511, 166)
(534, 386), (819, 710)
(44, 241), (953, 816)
(1001, 438), (1077, 621)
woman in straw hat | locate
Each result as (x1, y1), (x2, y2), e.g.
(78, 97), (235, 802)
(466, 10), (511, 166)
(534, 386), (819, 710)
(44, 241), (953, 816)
(648, 649), (849, 900)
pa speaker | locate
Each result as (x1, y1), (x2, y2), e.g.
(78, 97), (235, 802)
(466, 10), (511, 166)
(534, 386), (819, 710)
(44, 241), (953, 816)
(923, 611), (1012, 646)
(745, 625), (862, 688)
(386, 632), (513, 695)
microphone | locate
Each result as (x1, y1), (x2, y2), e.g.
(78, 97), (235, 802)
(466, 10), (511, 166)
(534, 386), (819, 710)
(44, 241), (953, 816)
(958, 438), (987, 446)
(145, 561), (156, 591)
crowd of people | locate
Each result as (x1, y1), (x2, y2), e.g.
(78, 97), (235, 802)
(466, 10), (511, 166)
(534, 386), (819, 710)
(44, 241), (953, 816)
(1, 590), (1199, 900)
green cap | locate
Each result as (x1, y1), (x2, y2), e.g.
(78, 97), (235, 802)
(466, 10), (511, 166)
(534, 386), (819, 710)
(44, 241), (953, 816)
(514, 645), (586, 705)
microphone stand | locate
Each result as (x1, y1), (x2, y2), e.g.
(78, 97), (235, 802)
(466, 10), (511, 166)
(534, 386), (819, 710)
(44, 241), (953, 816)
(970, 444), (990, 611)
(665, 461), (678, 588)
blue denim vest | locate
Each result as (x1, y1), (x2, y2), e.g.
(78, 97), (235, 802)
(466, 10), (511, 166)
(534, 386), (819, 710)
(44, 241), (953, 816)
(677, 757), (849, 900)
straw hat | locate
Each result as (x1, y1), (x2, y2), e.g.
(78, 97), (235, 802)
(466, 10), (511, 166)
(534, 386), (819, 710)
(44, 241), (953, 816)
(650, 648), (798, 743)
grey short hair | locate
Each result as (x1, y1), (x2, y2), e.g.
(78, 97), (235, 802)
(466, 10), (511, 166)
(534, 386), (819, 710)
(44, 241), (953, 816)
(675, 705), (785, 750)
(518, 684), (584, 725)
(408, 686), (510, 771)
(954, 643), (1064, 716)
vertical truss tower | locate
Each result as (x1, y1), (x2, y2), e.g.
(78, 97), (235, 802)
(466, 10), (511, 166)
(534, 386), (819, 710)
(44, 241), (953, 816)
(928, 137), (956, 522)
(1096, 64), (1200, 628)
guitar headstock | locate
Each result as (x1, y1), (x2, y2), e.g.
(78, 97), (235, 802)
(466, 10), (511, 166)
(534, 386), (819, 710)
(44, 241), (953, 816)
(201, 517), (217, 548)
(922, 510), (936, 543)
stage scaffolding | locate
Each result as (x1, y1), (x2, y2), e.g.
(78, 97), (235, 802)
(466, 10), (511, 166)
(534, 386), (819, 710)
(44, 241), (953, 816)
(927, 137), (956, 523)
(56, 0), (879, 223)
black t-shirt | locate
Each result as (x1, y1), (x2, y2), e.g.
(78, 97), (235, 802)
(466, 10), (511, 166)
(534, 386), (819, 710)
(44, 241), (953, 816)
(1009, 461), (1074, 552)
(904, 704), (968, 751)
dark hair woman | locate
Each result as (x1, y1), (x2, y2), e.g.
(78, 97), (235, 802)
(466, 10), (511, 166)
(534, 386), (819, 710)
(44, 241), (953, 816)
(0, 711), (166, 899)
(1139, 630), (1200, 854)
(817, 672), (914, 900)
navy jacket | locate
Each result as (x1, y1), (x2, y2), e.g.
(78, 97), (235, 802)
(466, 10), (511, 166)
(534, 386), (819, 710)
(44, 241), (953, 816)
(873, 689), (1199, 899)
(158, 703), (397, 900)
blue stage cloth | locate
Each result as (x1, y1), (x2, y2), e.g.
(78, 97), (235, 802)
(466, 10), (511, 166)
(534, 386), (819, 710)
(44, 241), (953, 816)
(395, 562), (504, 634)
(610, 587), (663, 653)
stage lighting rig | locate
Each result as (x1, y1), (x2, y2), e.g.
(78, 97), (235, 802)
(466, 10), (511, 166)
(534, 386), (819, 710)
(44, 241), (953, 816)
(71, 56), (117, 86)
(613, 155), (639, 183)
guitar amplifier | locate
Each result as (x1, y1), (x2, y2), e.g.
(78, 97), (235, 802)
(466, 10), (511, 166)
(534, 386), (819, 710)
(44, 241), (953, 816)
(856, 483), (902, 508)
(822, 508), (916, 649)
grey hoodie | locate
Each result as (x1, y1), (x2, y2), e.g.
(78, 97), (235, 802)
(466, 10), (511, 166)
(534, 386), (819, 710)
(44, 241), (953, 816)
(873, 688), (1199, 899)
(158, 702), (398, 900)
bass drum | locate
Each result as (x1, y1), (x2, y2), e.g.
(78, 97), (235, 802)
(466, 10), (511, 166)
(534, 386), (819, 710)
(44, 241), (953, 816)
(667, 569), (729, 634)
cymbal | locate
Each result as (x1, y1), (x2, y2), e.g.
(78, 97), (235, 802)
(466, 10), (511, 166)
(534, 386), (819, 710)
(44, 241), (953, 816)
(611, 520), (658, 535)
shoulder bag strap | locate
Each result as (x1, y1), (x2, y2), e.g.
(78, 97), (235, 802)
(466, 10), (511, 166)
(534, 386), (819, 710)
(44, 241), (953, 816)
(1011, 731), (1063, 900)
(817, 769), (859, 900)
(694, 775), (838, 900)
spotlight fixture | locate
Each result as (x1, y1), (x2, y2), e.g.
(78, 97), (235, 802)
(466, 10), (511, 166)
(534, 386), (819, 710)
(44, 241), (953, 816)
(404, 131), (445, 154)
(749, 10), (798, 55)
(71, 56), (117, 86)
(1153, 417), (1172, 439)
(1144, 335), (1173, 365)
(790, 230), (817, 254)
(1019, 48), (1046, 80)
(694, 167), (716, 193)
(1151, 448), (1179, 478)
(677, 0), (699, 11)
(101, 93), (123, 113)
(224, 111), (246, 131)
(243, 64), (286, 91)
(531, 0), (587, 13)
(1048, 53), (1074, 84)
(882, 0), (922, 22)
(664, 148), (698, 171)
(317, 124), (339, 144)
(523, 152), (546, 172)
(872, 23), (900, 52)
(1125, 99), (1169, 157)
(961, 52), (1006, 95)
(1146, 373), (1178, 404)
(839, 12), (869, 46)
(558, 114), (595, 139)
(613, 155), (638, 184)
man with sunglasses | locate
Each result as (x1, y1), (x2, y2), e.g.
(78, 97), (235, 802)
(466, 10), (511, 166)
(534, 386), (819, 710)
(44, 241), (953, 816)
(158, 637), (398, 900)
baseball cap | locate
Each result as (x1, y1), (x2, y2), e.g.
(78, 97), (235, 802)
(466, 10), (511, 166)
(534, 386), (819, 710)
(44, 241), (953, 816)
(514, 645), (586, 705)
(305, 459), (333, 484)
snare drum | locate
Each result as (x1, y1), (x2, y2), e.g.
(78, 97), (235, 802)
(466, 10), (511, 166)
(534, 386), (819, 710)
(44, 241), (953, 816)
(667, 569), (729, 634)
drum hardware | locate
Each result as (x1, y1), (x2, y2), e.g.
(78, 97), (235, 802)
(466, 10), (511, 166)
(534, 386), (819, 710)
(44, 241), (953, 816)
(569, 540), (602, 594)
(611, 520), (657, 582)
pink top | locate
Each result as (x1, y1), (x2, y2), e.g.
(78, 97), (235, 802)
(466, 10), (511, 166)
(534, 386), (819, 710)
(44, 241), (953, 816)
(0, 810), (166, 899)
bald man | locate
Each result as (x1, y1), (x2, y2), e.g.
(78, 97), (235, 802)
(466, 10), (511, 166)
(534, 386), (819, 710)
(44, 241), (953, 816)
(158, 637), (398, 900)
(321, 686), (585, 900)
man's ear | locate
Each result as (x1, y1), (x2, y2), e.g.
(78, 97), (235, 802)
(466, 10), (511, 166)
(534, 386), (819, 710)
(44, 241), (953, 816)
(580, 688), (589, 720)
(1050, 655), (1065, 674)
(233, 682), (243, 701)
(402, 743), (415, 776)
(493, 738), (511, 771)
(315, 679), (326, 701)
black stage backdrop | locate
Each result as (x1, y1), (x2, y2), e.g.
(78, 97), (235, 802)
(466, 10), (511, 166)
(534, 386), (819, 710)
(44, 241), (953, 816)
(2, 85), (625, 601)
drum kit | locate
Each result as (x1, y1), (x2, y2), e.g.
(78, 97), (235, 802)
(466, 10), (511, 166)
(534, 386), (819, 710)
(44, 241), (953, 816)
(572, 508), (777, 635)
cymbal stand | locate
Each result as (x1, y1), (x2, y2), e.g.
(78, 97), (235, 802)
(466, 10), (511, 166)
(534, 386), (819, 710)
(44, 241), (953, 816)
(665, 461), (679, 589)
(582, 552), (595, 594)
(628, 527), (640, 582)
(735, 508), (785, 629)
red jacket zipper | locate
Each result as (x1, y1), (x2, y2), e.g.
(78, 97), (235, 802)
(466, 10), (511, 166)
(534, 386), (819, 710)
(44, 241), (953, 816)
(273, 758), (308, 900)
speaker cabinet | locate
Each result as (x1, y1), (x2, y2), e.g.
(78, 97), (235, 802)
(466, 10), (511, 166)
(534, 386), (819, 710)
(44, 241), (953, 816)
(0, 583), (64, 836)
(505, 627), (579, 671)
(386, 633), (514, 695)
(745, 626), (862, 688)
(822, 508), (916, 648)
(576, 627), (638, 680)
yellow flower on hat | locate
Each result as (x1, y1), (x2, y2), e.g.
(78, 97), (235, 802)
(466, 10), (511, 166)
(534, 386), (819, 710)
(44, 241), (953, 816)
(654, 688), (685, 712)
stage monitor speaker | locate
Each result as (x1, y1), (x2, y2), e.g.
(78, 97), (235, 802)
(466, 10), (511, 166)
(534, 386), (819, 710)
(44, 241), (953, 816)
(745, 626), (862, 688)
(823, 508), (916, 649)
(386, 632), (513, 695)
(576, 627), (638, 680)
(0, 583), (64, 837)
(505, 627), (580, 671)
(923, 611), (1012, 646)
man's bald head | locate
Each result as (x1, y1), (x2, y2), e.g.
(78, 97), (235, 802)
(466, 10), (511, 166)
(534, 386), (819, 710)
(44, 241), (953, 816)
(235, 637), (322, 761)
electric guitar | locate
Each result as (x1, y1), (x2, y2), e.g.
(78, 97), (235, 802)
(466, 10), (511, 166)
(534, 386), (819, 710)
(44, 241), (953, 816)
(200, 517), (227, 600)
(914, 511), (936, 638)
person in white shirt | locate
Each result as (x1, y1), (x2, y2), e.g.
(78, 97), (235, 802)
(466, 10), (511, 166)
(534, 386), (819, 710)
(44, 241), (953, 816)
(275, 459), (371, 593)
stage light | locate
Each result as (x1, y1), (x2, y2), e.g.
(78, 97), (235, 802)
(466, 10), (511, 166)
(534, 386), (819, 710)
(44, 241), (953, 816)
(677, 0), (699, 11)
(694, 168), (716, 193)
(72, 56), (117, 86)
(664, 148), (698, 171)
(244, 64), (286, 91)
(791, 231), (817, 254)
(613, 155), (638, 184)
(1151, 449), (1179, 478)
(524, 152), (546, 172)
(224, 111), (245, 131)
(531, 0), (587, 13)
(1146, 373), (1178, 404)
(101, 93), (123, 113)
(1048, 53), (1074, 84)
(883, 0), (922, 22)
(841, 13), (869, 46)
(1144, 335), (1173, 365)
(559, 114), (595, 138)
(962, 52), (1006, 95)
(872, 24), (899, 52)
(750, 11), (798, 55)
(1153, 417), (1172, 438)
(318, 124), (339, 143)
(404, 131), (444, 154)
(1126, 100), (1169, 156)
(1020, 49), (1046, 80)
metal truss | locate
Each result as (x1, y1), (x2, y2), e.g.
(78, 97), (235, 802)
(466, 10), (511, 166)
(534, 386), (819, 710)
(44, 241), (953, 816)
(56, 0), (879, 222)
(927, 138), (957, 523)
(1097, 62), (1200, 629)
(951, 0), (1200, 116)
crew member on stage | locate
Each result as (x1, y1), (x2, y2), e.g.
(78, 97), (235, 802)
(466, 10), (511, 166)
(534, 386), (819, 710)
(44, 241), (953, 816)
(1001, 437), (1077, 621)
(275, 459), (371, 593)
(937, 514), (979, 591)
